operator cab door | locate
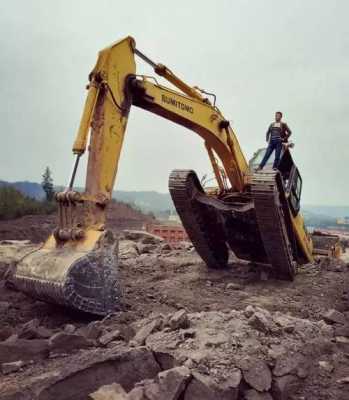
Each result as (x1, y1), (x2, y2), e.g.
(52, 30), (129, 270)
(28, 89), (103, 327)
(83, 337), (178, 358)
(287, 166), (302, 216)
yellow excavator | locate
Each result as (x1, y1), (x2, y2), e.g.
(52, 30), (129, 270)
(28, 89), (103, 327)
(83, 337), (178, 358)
(11, 37), (336, 315)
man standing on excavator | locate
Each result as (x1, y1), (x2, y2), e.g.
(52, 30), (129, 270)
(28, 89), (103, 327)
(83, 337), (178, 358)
(256, 111), (292, 171)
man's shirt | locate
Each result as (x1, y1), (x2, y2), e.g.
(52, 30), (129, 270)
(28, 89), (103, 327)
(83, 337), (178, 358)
(266, 122), (292, 142)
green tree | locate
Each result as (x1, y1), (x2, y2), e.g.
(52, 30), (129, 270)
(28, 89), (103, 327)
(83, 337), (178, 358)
(41, 167), (54, 201)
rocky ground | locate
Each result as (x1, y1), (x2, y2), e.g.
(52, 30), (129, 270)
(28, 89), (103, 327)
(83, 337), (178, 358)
(0, 232), (348, 399)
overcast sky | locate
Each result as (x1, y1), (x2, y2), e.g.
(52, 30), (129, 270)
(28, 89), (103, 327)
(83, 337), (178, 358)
(0, 0), (348, 205)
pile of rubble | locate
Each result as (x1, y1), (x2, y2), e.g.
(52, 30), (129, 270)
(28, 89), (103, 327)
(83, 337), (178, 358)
(1, 304), (348, 399)
(0, 233), (349, 399)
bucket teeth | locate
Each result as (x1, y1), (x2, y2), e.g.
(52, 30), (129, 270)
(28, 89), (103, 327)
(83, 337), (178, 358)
(11, 230), (122, 316)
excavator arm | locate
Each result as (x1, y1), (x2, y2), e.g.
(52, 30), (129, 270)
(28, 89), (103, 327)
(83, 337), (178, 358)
(12, 36), (249, 315)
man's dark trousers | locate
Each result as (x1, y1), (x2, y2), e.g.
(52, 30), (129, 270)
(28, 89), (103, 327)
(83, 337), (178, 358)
(259, 138), (283, 169)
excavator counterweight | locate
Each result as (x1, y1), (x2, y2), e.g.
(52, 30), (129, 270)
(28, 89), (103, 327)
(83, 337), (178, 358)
(10, 36), (338, 315)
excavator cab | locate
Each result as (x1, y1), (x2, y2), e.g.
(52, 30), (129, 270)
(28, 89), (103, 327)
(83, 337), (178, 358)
(249, 146), (302, 216)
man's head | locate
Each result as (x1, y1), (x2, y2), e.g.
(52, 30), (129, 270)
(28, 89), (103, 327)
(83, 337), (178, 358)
(275, 111), (283, 122)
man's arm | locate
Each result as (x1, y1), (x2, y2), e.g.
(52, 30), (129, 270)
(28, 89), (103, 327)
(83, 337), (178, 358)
(284, 123), (292, 138)
(266, 124), (272, 142)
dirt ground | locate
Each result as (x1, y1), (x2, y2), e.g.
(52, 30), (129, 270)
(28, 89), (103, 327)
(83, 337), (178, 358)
(0, 221), (348, 399)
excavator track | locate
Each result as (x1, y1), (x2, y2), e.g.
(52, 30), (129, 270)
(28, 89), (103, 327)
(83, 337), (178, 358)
(251, 170), (296, 280)
(169, 169), (229, 269)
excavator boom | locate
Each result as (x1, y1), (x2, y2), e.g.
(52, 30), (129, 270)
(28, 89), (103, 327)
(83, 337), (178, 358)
(11, 36), (319, 315)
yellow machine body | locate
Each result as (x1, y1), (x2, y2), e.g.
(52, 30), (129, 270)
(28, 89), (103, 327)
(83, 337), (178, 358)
(12, 36), (323, 315)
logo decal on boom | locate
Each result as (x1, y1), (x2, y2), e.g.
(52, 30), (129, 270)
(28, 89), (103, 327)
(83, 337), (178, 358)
(161, 95), (194, 114)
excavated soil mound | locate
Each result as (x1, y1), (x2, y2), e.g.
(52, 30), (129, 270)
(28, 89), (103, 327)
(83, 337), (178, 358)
(0, 233), (348, 399)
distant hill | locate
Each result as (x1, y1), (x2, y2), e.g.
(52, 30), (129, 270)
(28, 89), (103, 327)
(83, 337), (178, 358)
(113, 190), (174, 213)
(0, 180), (175, 214)
(302, 205), (349, 219)
(0, 180), (45, 200)
(1, 180), (348, 221)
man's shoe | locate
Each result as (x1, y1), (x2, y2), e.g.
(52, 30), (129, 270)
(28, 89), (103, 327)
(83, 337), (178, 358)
(254, 166), (262, 172)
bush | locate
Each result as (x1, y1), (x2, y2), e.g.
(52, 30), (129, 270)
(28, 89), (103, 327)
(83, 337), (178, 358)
(0, 186), (56, 220)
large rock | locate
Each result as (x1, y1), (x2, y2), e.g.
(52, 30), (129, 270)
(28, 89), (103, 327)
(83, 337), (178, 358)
(90, 383), (127, 400)
(248, 311), (273, 333)
(99, 329), (122, 346)
(0, 338), (49, 363)
(271, 375), (301, 400)
(0, 347), (161, 400)
(0, 327), (13, 341)
(49, 332), (94, 353)
(244, 389), (273, 400)
(323, 309), (346, 325)
(18, 319), (53, 340)
(119, 240), (139, 259)
(335, 324), (349, 337)
(77, 321), (103, 341)
(132, 318), (163, 346)
(1, 360), (26, 375)
(142, 366), (191, 400)
(184, 371), (241, 400)
(242, 359), (272, 392)
(169, 310), (189, 330)
(122, 230), (164, 245)
(273, 352), (308, 378)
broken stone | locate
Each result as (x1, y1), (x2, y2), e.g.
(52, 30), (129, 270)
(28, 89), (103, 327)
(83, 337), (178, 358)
(271, 374), (301, 400)
(203, 332), (228, 347)
(244, 389), (273, 400)
(169, 309), (189, 330)
(119, 240), (139, 259)
(242, 359), (272, 392)
(318, 360), (334, 373)
(161, 243), (172, 252)
(244, 305), (255, 318)
(137, 243), (158, 254)
(335, 324), (349, 337)
(336, 376), (349, 384)
(18, 318), (40, 339)
(0, 300), (10, 311)
(1, 360), (25, 375)
(35, 326), (54, 339)
(5, 334), (18, 343)
(273, 352), (307, 378)
(336, 336), (349, 344)
(99, 329), (122, 346)
(64, 324), (76, 334)
(132, 318), (162, 346)
(78, 321), (103, 341)
(143, 380), (162, 399)
(90, 383), (127, 400)
(323, 309), (346, 325)
(181, 328), (196, 339)
(248, 312), (272, 333)
(184, 371), (240, 400)
(156, 366), (191, 400)
(49, 332), (94, 352)
(0, 327), (13, 341)
(226, 283), (243, 290)
(127, 387), (146, 400)
(1, 347), (161, 399)
(0, 339), (49, 363)
(273, 315), (295, 333)
(122, 230), (163, 245)
(152, 351), (178, 370)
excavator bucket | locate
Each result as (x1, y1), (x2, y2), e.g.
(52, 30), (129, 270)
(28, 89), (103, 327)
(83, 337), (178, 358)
(311, 230), (342, 258)
(11, 230), (121, 315)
